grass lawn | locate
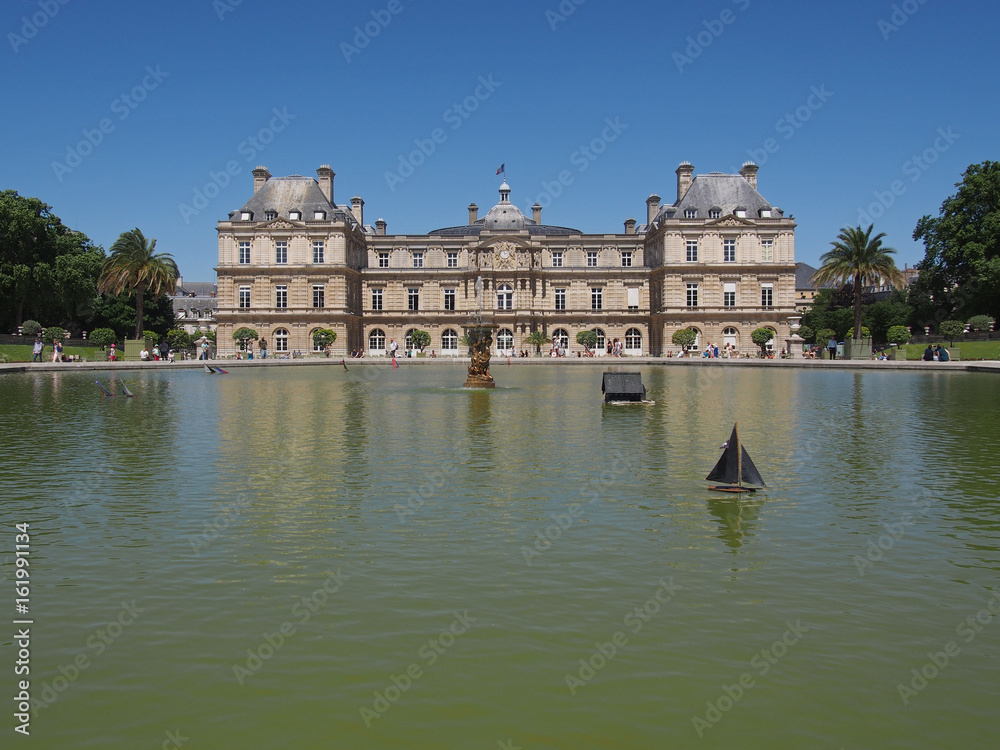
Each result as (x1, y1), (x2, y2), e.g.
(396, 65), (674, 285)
(898, 340), (1000, 360)
(0, 344), (105, 363)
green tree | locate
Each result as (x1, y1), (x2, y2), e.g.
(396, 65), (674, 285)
(20, 320), (41, 337)
(89, 328), (116, 348)
(886, 326), (911, 346)
(811, 225), (906, 341)
(967, 314), (995, 332)
(816, 328), (836, 346)
(233, 327), (259, 351)
(409, 329), (430, 351)
(97, 228), (179, 339)
(167, 329), (193, 350)
(751, 327), (774, 357)
(913, 161), (1000, 320)
(89, 290), (175, 342)
(938, 320), (964, 344)
(845, 326), (871, 339)
(797, 324), (814, 343)
(576, 330), (598, 351)
(42, 326), (66, 345)
(671, 327), (697, 349)
(524, 329), (550, 355)
(311, 328), (336, 352)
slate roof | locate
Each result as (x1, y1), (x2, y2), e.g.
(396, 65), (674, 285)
(795, 262), (836, 291)
(656, 173), (782, 222)
(176, 281), (217, 297)
(428, 221), (581, 237)
(230, 176), (355, 225)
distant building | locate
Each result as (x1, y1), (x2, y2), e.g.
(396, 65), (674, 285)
(795, 262), (918, 312)
(214, 162), (798, 358)
(171, 277), (218, 335)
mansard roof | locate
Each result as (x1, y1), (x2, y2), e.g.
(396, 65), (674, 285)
(657, 173), (783, 221)
(230, 176), (354, 224)
(428, 221), (581, 237)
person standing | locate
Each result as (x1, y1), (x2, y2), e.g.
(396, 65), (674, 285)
(108, 343), (117, 362)
(201, 339), (209, 360)
(827, 337), (837, 360)
(389, 338), (398, 359)
(52, 339), (63, 362)
(32, 337), (43, 362)
(259, 338), (268, 359)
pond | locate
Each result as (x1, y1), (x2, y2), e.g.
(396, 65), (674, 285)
(2, 364), (998, 749)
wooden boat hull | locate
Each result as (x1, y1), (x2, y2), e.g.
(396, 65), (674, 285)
(708, 485), (757, 493)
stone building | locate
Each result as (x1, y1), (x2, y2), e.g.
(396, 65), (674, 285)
(214, 162), (797, 357)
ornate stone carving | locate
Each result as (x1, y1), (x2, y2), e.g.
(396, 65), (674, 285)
(493, 241), (517, 269)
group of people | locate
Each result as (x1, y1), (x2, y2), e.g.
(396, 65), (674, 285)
(923, 344), (951, 362)
(31, 336), (71, 362)
(139, 345), (176, 363)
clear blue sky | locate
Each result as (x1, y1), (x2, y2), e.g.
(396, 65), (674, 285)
(3, 0), (997, 280)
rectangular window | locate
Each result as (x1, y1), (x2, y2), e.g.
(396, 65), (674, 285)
(238, 241), (250, 264)
(686, 240), (698, 262)
(591, 287), (603, 311)
(724, 239), (736, 263)
(709, 209), (721, 219)
(275, 285), (287, 309)
(407, 288), (419, 311)
(627, 287), (639, 310)
(313, 241), (324, 264)
(621, 251), (632, 267)
(761, 283), (773, 308)
(686, 283), (698, 308)
(444, 289), (456, 311)
(761, 239), (774, 262)
(238, 285), (251, 309)
(312, 285), (325, 309)
(724, 282), (736, 308)
(371, 288), (382, 311)
(555, 288), (566, 311)
(447, 252), (458, 268)
(412, 252), (423, 268)
(684, 208), (697, 219)
(586, 250), (598, 267)
(378, 252), (389, 268)
(275, 241), (287, 264)
(552, 251), (563, 268)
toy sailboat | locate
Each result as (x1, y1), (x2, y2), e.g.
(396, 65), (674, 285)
(706, 422), (766, 493)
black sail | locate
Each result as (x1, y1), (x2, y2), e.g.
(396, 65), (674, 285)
(706, 425), (741, 484)
(739, 446), (766, 488)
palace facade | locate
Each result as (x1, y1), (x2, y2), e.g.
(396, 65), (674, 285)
(214, 162), (797, 357)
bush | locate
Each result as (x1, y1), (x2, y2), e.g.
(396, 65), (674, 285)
(938, 320), (964, 343)
(967, 315), (995, 332)
(886, 326), (911, 346)
(576, 330), (598, 351)
(167, 329), (193, 350)
(671, 328), (697, 349)
(797, 325), (814, 343)
(21, 320), (42, 337)
(409, 330), (430, 351)
(42, 326), (66, 345)
(89, 328), (117, 348)
(142, 329), (159, 343)
(816, 328), (836, 345)
(751, 327), (775, 357)
(312, 328), (337, 350)
(845, 326), (871, 340)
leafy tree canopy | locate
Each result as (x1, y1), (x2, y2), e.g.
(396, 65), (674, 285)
(576, 330), (598, 350)
(42, 326), (66, 345)
(938, 320), (964, 343)
(967, 314), (995, 332)
(90, 291), (175, 342)
(751, 327), (774, 356)
(671, 327), (697, 348)
(886, 326), (911, 345)
(408, 329), (430, 350)
(98, 228), (178, 339)
(89, 328), (116, 347)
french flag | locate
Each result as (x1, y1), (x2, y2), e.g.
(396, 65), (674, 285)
(496, 163), (505, 175)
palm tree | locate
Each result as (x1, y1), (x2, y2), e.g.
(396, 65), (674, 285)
(524, 329), (551, 355)
(811, 224), (905, 341)
(98, 229), (179, 339)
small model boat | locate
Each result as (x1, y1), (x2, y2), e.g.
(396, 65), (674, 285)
(706, 422), (766, 493)
(204, 364), (215, 373)
(601, 371), (654, 405)
(96, 380), (115, 397)
(121, 382), (136, 398)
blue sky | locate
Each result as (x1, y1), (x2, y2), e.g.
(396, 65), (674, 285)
(3, 0), (997, 281)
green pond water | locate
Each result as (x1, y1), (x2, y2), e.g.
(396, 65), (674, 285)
(1, 364), (998, 749)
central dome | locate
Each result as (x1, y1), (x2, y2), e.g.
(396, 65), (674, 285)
(483, 180), (528, 230)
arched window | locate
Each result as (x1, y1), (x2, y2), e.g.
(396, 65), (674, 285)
(368, 328), (386, 352)
(405, 328), (417, 351)
(594, 328), (606, 353)
(497, 284), (513, 311)
(552, 328), (569, 351)
(496, 327), (514, 352)
(274, 328), (289, 353)
(723, 327), (738, 349)
(624, 328), (642, 354)
(441, 329), (458, 352)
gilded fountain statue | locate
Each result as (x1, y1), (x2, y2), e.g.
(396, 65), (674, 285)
(463, 275), (497, 388)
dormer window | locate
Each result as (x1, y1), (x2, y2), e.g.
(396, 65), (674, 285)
(289, 210), (301, 221)
(684, 208), (697, 219)
(264, 210), (277, 221)
(760, 208), (772, 218)
(241, 211), (253, 221)
(735, 207), (747, 218)
(314, 210), (326, 220)
(709, 208), (721, 219)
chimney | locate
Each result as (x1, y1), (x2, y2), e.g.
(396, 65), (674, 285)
(739, 161), (759, 190)
(316, 165), (335, 204)
(532, 203), (542, 224)
(468, 203), (479, 224)
(676, 162), (694, 201)
(252, 166), (271, 193)
(375, 218), (386, 236)
(646, 194), (661, 225)
(624, 218), (636, 235)
(350, 196), (365, 225)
